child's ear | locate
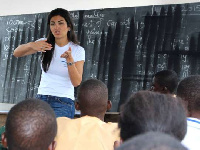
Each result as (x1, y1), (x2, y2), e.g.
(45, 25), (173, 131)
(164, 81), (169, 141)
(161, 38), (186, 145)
(107, 100), (112, 111)
(1, 132), (8, 148)
(48, 141), (56, 150)
(163, 87), (168, 91)
(161, 86), (168, 93)
(75, 101), (80, 110)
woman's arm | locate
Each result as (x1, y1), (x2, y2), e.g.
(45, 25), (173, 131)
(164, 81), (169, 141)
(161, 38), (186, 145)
(67, 60), (84, 87)
(13, 40), (52, 57)
(61, 47), (84, 87)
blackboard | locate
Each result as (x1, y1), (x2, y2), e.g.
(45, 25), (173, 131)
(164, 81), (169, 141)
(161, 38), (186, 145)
(1, 2), (200, 111)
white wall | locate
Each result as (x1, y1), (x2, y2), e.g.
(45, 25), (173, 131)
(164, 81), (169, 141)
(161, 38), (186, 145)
(1, 0), (199, 16)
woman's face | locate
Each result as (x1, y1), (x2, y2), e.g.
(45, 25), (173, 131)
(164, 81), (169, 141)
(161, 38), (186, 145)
(50, 15), (70, 40)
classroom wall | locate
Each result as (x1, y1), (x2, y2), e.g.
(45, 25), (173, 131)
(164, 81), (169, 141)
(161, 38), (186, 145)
(0, 0), (199, 16)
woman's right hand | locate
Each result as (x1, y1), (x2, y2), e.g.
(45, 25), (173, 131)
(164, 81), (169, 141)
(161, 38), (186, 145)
(31, 39), (52, 52)
(13, 39), (52, 57)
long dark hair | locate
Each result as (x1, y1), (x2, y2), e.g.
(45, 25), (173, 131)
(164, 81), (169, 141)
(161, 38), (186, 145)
(42, 8), (78, 72)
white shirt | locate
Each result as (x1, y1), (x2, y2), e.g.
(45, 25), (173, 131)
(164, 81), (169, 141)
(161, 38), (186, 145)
(182, 117), (200, 150)
(37, 41), (85, 100)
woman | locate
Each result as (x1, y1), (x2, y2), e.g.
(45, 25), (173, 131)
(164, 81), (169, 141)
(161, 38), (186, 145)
(13, 8), (85, 118)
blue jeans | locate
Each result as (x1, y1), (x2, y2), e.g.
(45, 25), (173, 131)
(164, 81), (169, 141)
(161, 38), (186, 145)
(36, 94), (75, 118)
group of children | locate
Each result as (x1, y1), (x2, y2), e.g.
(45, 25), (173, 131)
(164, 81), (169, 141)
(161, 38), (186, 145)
(1, 70), (200, 150)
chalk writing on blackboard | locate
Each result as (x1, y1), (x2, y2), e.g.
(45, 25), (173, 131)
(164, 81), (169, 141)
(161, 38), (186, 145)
(1, 3), (200, 111)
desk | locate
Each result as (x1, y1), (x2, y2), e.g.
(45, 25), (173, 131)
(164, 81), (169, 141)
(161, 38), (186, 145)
(75, 111), (120, 122)
(0, 103), (120, 126)
(104, 112), (120, 122)
(0, 103), (15, 127)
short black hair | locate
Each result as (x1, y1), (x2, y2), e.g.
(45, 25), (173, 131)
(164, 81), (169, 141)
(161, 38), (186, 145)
(116, 132), (188, 150)
(177, 75), (200, 113)
(77, 79), (108, 116)
(154, 70), (178, 93)
(119, 91), (187, 141)
(5, 98), (57, 150)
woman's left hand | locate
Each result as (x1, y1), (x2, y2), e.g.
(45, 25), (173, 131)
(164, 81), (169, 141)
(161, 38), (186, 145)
(60, 47), (74, 62)
(60, 46), (84, 87)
